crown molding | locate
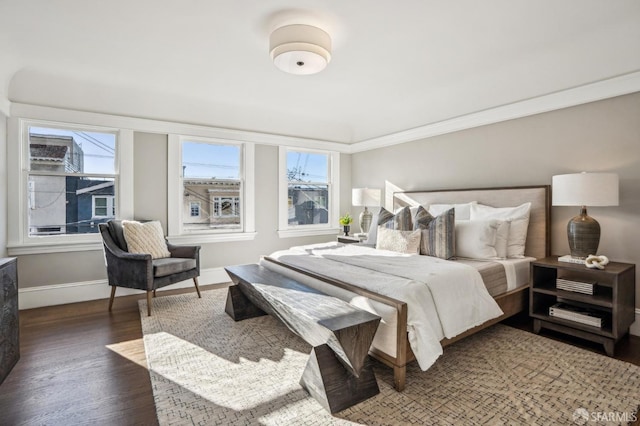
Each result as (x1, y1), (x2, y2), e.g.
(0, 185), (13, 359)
(8, 71), (640, 155)
(349, 71), (640, 153)
(9, 102), (351, 153)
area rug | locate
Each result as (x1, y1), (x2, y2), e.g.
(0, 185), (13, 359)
(140, 288), (640, 425)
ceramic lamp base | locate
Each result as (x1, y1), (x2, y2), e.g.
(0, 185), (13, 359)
(568, 206), (600, 259)
(359, 207), (372, 234)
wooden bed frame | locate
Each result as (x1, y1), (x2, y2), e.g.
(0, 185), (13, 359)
(265, 185), (551, 391)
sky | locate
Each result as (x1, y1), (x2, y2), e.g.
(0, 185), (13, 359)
(286, 151), (328, 182)
(182, 141), (240, 179)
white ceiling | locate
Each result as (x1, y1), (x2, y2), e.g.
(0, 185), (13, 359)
(1, 1), (639, 144)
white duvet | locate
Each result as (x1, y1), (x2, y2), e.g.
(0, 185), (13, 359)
(266, 242), (503, 370)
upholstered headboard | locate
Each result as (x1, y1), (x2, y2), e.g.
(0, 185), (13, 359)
(393, 185), (551, 259)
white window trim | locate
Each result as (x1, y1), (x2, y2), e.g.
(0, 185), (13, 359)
(7, 117), (133, 255)
(277, 146), (340, 238)
(167, 134), (256, 245)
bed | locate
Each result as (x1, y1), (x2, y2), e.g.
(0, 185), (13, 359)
(261, 185), (551, 391)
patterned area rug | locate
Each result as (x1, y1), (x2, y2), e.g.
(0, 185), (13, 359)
(140, 288), (640, 425)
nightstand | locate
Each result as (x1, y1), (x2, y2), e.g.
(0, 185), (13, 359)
(530, 256), (635, 356)
(337, 235), (364, 244)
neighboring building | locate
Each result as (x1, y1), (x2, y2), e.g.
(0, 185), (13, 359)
(183, 179), (241, 231)
(66, 178), (115, 234)
(288, 185), (328, 226)
(29, 134), (114, 235)
(30, 134), (84, 173)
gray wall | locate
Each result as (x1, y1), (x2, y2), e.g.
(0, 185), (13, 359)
(5, 92), (637, 311)
(0, 113), (7, 258)
(13, 131), (352, 289)
(352, 92), (640, 309)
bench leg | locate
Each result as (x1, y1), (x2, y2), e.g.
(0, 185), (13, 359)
(225, 285), (266, 321)
(300, 344), (379, 414)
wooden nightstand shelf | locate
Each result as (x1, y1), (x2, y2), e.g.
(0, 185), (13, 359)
(530, 256), (635, 356)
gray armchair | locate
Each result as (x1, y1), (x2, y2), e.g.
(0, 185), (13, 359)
(99, 220), (201, 316)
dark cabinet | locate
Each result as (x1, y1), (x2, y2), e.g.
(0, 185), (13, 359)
(0, 257), (19, 384)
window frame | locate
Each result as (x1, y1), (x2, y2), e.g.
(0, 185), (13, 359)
(212, 196), (240, 217)
(7, 118), (134, 255)
(92, 195), (116, 219)
(278, 146), (340, 238)
(189, 201), (201, 218)
(167, 134), (256, 244)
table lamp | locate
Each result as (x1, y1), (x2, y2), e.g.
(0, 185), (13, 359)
(552, 172), (619, 258)
(352, 188), (381, 235)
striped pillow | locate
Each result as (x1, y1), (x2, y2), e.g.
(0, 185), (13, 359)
(412, 205), (432, 230)
(419, 207), (455, 260)
(378, 206), (413, 231)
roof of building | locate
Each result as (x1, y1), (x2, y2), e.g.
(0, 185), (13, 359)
(30, 144), (68, 161)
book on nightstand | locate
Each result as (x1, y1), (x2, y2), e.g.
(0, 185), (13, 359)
(556, 278), (596, 295)
(557, 255), (586, 265)
(548, 302), (603, 328)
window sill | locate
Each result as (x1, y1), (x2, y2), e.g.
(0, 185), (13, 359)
(277, 227), (340, 239)
(7, 241), (103, 255)
(6, 232), (259, 255)
(167, 232), (257, 245)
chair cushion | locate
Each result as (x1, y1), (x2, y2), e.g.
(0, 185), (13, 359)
(153, 258), (197, 278)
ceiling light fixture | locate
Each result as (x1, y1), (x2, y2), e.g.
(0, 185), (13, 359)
(269, 24), (331, 75)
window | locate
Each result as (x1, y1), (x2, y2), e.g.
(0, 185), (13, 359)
(167, 135), (256, 243)
(93, 195), (116, 218)
(213, 197), (240, 217)
(7, 118), (133, 254)
(26, 125), (117, 236)
(278, 147), (340, 237)
(189, 202), (201, 217)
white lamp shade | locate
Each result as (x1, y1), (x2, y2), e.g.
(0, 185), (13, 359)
(352, 188), (381, 207)
(552, 173), (619, 206)
(270, 24), (331, 75)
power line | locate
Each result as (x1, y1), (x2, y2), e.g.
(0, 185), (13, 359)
(72, 131), (115, 155)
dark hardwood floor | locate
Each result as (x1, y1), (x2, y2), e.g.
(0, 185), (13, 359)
(0, 289), (638, 425)
(0, 284), (226, 426)
(502, 311), (640, 366)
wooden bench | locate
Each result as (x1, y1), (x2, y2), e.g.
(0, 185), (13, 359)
(224, 264), (381, 413)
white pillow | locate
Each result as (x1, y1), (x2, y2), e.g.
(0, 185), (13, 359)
(470, 202), (532, 258)
(428, 201), (476, 220)
(122, 220), (171, 259)
(455, 220), (500, 259)
(376, 227), (421, 254)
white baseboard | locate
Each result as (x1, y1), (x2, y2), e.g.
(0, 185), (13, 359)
(18, 267), (230, 310)
(630, 309), (640, 337)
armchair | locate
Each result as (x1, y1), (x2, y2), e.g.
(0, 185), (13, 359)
(99, 220), (201, 316)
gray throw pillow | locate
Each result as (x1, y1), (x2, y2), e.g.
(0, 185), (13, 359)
(419, 207), (456, 260)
